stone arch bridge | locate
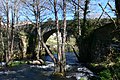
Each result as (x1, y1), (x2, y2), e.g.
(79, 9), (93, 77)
(41, 26), (76, 43)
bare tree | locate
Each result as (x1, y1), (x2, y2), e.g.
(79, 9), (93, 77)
(52, 0), (67, 74)
(32, 0), (42, 59)
(53, 0), (62, 73)
(61, 0), (67, 73)
(21, 0), (56, 63)
(5, 0), (10, 66)
(0, 0), (21, 66)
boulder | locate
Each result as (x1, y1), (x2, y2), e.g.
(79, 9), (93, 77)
(28, 59), (44, 65)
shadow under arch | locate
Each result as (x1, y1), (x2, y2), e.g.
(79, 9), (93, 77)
(43, 28), (76, 43)
(43, 29), (57, 43)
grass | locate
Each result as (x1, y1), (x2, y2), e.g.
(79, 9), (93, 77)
(8, 61), (26, 67)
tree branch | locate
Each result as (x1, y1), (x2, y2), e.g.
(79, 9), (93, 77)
(95, 0), (110, 26)
(99, 3), (117, 27)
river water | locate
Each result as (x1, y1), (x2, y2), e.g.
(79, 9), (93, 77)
(0, 53), (98, 80)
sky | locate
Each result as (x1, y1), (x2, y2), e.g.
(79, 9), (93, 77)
(16, 0), (116, 22)
(53, 0), (116, 20)
(88, 0), (115, 19)
(0, 0), (116, 22)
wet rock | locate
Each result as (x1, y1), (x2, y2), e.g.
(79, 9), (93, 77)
(28, 59), (44, 65)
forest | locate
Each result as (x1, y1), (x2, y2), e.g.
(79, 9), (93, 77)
(0, 0), (120, 80)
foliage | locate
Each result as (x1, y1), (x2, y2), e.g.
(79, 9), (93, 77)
(112, 63), (120, 79)
(80, 77), (86, 80)
(93, 62), (120, 80)
(99, 69), (112, 80)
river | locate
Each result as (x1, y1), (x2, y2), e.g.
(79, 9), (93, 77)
(0, 52), (99, 80)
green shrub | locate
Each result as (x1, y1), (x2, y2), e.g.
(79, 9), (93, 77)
(99, 69), (112, 80)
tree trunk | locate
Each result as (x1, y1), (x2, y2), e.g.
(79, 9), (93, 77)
(33, 0), (42, 60)
(0, 32), (5, 61)
(6, 0), (10, 66)
(115, 0), (120, 23)
(53, 0), (67, 75)
(0, 17), (6, 62)
(78, 0), (81, 36)
(54, 0), (63, 73)
(61, 0), (67, 73)
(36, 17), (41, 60)
(10, 7), (15, 62)
(83, 0), (89, 27)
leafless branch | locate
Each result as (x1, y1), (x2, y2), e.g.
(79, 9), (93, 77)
(107, 2), (116, 12)
(49, 0), (54, 7)
(95, 0), (110, 25)
(99, 3), (117, 27)
(1, 0), (7, 14)
(71, 0), (84, 11)
(21, 0), (34, 13)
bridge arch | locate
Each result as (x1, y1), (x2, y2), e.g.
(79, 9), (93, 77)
(27, 26), (77, 59)
(43, 28), (76, 43)
(43, 29), (57, 43)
